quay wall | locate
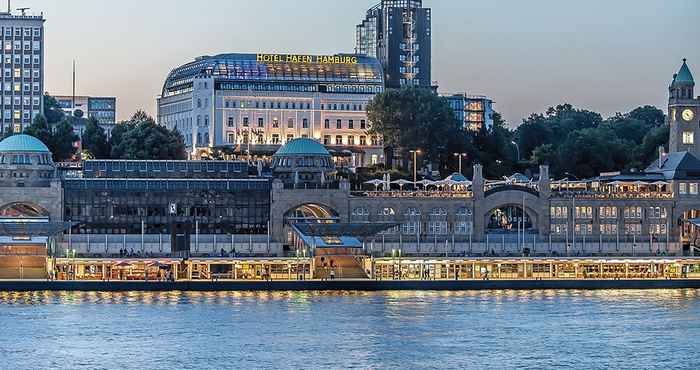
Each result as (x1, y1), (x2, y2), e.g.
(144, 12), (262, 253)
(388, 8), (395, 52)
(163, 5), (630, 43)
(1, 279), (700, 292)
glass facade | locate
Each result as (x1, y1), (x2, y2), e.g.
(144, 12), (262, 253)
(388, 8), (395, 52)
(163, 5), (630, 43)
(63, 178), (271, 235)
(163, 53), (384, 97)
(82, 160), (249, 179)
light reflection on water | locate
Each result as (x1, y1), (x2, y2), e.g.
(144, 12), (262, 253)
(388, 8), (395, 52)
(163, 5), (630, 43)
(0, 289), (699, 369)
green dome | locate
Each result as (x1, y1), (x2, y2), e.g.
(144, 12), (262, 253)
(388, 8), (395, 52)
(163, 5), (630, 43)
(0, 134), (51, 153)
(274, 138), (330, 157)
(673, 59), (694, 85)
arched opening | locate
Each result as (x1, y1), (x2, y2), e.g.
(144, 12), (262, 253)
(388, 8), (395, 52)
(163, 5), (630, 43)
(283, 203), (340, 246)
(0, 202), (50, 219)
(486, 205), (534, 234)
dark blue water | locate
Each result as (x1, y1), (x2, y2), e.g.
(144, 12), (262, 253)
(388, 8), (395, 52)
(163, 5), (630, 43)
(0, 290), (698, 370)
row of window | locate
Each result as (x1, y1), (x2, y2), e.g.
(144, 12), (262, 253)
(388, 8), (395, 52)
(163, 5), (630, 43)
(2, 40), (41, 52)
(380, 221), (472, 235)
(2, 67), (40, 79)
(351, 207), (472, 217)
(2, 96), (40, 106)
(0, 81), (40, 92)
(2, 109), (38, 121)
(2, 27), (42, 38)
(2, 54), (41, 66)
(225, 117), (369, 131)
(550, 206), (667, 220)
(551, 223), (667, 236)
(222, 99), (368, 112)
(679, 182), (699, 195)
(322, 135), (378, 146)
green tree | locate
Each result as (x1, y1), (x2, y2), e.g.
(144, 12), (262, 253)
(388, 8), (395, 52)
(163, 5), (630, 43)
(82, 117), (110, 159)
(50, 118), (79, 162)
(23, 114), (53, 146)
(43, 94), (66, 124)
(367, 87), (463, 168)
(110, 110), (186, 160)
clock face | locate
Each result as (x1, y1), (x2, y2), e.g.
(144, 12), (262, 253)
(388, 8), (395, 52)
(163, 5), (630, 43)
(682, 109), (695, 122)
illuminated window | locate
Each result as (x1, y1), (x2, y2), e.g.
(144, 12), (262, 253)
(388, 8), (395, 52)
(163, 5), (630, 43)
(13, 68), (20, 78)
(683, 132), (694, 145)
(680, 183), (687, 194)
(691, 183), (699, 195)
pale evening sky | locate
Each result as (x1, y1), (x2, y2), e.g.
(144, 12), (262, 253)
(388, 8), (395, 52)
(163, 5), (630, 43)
(22, 0), (700, 125)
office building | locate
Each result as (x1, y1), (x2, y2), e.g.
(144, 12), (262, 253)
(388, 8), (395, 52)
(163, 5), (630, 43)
(445, 94), (494, 131)
(55, 95), (117, 124)
(0, 8), (44, 134)
(356, 0), (431, 89)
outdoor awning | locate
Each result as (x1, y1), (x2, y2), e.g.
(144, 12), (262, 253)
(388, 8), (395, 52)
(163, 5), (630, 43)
(292, 223), (399, 238)
(0, 221), (72, 237)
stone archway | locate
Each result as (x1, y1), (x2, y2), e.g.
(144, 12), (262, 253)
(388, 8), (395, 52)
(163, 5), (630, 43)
(473, 190), (543, 240)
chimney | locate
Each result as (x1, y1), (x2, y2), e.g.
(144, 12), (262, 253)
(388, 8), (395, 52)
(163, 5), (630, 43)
(658, 146), (665, 168)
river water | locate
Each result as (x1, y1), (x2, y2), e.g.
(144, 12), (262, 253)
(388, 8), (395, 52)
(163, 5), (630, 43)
(0, 289), (698, 370)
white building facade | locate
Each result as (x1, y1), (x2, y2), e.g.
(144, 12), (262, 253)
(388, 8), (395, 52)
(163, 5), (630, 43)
(158, 53), (386, 167)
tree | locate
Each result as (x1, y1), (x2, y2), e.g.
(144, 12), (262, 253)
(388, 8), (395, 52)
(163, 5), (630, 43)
(23, 114), (53, 147)
(367, 87), (463, 168)
(110, 110), (186, 160)
(50, 119), (79, 162)
(628, 105), (665, 127)
(43, 94), (65, 124)
(82, 117), (110, 159)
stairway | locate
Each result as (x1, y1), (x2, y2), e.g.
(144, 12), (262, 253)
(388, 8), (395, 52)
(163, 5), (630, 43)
(314, 256), (369, 279)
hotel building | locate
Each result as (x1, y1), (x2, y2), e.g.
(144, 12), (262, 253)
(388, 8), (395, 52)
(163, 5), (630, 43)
(0, 8), (44, 135)
(157, 53), (385, 167)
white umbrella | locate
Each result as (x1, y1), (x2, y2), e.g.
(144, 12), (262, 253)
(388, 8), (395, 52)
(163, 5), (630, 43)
(415, 179), (435, 188)
(391, 179), (413, 190)
(364, 179), (384, 190)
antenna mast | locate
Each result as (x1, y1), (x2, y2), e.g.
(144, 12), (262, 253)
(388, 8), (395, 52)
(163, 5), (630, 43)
(72, 60), (76, 110)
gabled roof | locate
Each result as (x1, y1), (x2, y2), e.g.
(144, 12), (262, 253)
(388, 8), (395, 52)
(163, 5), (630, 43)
(645, 151), (700, 180)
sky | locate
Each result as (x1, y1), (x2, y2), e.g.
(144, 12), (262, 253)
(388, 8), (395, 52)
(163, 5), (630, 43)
(22, 0), (700, 126)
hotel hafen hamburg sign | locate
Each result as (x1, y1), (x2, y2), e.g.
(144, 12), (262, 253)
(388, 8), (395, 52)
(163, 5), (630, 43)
(256, 54), (358, 65)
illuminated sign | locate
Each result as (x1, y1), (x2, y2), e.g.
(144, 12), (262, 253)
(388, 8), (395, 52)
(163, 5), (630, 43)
(256, 54), (358, 65)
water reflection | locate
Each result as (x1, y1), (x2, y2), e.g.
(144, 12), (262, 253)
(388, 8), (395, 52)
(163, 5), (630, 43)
(0, 289), (698, 306)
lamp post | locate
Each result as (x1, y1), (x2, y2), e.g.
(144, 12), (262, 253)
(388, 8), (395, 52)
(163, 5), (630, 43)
(511, 141), (520, 162)
(453, 152), (467, 174)
(409, 149), (422, 183)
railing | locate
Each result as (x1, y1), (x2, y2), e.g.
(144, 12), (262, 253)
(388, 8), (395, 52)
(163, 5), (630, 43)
(484, 185), (539, 197)
(351, 190), (473, 198)
(551, 191), (674, 200)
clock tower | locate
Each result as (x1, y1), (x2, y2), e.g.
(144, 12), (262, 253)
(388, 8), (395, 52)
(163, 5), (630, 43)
(668, 59), (699, 157)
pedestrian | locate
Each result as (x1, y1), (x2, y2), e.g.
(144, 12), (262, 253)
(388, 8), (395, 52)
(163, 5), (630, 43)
(330, 269), (335, 280)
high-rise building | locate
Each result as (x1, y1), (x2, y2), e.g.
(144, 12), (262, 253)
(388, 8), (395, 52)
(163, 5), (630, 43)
(356, 0), (431, 89)
(668, 59), (699, 157)
(0, 7), (44, 135)
(445, 94), (495, 131)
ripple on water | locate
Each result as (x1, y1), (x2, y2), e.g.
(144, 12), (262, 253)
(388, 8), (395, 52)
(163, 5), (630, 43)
(0, 289), (698, 369)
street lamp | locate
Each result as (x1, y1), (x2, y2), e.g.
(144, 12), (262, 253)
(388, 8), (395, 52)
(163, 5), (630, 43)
(409, 149), (422, 183)
(453, 153), (467, 174)
(511, 141), (520, 162)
